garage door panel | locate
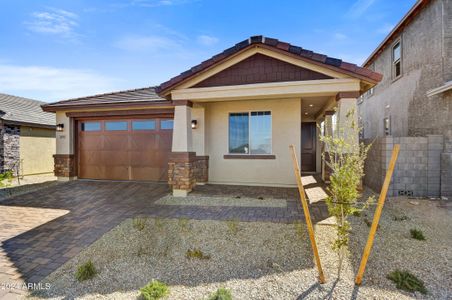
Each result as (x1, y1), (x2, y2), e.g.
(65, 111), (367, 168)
(131, 167), (162, 181)
(104, 166), (130, 180)
(79, 151), (103, 166)
(130, 134), (158, 150)
(79, 135), (104, 150)
(129, 150), (157, 166)
(103, 135), (129, 151)
(78, 118), (172, 181)
(79, 165), (106, 180)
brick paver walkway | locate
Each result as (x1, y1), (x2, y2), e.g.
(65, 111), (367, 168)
(0, 179), (329, 298)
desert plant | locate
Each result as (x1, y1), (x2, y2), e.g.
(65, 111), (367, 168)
(75, 260), (97, 281)
(410, 228), (426, 240)
(393, 215), (409, 221)
(0, 170), (13, 188)
(186, 248), (211, 260)
(178, 217), (190, 231)
(208, 287), (232, 300)
(154, 217), (164, 229)
(226, 219), (239, 235)
(320, 108), (374, 276)
(133, 217), (148, 231)
(140, 280), (169, 300)
(293, 221), (305, 239)
(387, 270), (427, 294)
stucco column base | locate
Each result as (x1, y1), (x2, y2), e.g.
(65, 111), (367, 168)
(57, 176), (77, 182)
(173, 189), (189, 197)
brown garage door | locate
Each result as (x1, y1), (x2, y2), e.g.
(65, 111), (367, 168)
(78, 118), (173, 181)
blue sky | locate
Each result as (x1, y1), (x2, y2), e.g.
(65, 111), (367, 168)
(0, 0), (415, 102)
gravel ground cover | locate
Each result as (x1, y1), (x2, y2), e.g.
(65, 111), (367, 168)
(30, 195), (451, 300)
(155, 195), (287, 207)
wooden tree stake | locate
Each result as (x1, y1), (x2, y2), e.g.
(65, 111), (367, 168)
(289, 145), (326, 284)
(355, 144), (400, 285)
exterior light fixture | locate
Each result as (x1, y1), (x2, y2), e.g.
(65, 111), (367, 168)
(309, 104), (314, 107)
(191, 120), (198, 129)
(56, 123), (64, 131)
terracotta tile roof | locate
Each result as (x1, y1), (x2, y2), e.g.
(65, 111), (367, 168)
(0, 93), (55, 128)
(42, 87), (169, 112)
(157, 35), (383, 94)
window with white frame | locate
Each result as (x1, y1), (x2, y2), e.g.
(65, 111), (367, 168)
(228, 111), (272, 154)
(392, 41), (402, 79)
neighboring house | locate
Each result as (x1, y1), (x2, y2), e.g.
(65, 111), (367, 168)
(358, 0), (452, 197)
(42, 36), (381, 196)
(0, 93), (56, 176)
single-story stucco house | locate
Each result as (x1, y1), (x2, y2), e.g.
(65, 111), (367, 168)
(42, 36), (382, 196)
(0, 93), (56, 176)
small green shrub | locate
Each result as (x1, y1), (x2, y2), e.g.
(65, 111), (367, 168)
(0, 170), (13, 188)
(208, 287), (232, 300)
(387, 270), (427, 294)
(186, 248), (210, 260)
(234, 195), (241, 199)
(352, 210), (361, 217)
(293, 221), (304, 239)
(133, 217), (148, 231)
(257, 196), (264, 200)
(226, 219), (239, 235)
(178, 217), (190, 231)
(154, 217), (164, 229)
(75, 260), (97, 281)
(393, 215), (409, 221)
(140, 280), (169, 300)
(410, 228), (426, 240)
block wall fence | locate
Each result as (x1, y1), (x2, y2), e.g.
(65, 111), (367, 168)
(363, 135), (451, 197)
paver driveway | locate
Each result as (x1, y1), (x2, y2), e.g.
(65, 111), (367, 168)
(0, 179), (328, 298)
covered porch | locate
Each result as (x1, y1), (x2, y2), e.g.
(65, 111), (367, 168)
(167, 85), (360, 196)
(159, 36), (380, 197)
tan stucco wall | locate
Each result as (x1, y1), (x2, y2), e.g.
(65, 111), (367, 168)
(19, 126), (56, 175)
(55, 111), (74, 155)
(203, 98), (301, 186)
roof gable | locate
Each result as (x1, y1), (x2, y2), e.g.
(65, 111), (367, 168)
(157, 36), (382, 95)
(194, 53), (332, 88)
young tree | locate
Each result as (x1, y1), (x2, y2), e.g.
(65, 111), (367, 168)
(320, 108), (374, 276)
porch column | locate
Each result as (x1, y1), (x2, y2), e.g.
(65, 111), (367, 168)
(336, 92), (359, 150)
(192, 104), (209, 184)
(54, 111), (76, 181)
(322, 111), (334, 182)
(168, 101), (196, 197)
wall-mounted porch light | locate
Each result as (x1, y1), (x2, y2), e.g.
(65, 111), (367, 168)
(56, 123), (64, 132)
(191, 120), (198, 129)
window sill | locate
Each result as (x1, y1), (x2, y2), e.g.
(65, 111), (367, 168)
(223, 154), (276, 159)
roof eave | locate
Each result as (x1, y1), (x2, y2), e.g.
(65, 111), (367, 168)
(158, 43), (382, 96)
(41, 100), (174, 113)
(362, 0), (429, 67)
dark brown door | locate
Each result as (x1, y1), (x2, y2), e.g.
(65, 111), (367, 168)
(301, 122), (316, 172)
(78, 118), (173, 181)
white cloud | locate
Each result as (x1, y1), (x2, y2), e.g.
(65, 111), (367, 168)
(0, 64), (121, 101)
(114, 35), (180, 52)
(25, 8), (79, 39)
(333, 33), (348, 41)
(347, 0), (377, 18)
(197, 35), (219, 46)
(113, 0), (196, 8)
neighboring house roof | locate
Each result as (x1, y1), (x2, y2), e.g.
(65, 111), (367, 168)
(362, 0), (430, 67)
(0, 93), (55, 128)
(42, 87), (170, 112)
(157, 35), (383, 94)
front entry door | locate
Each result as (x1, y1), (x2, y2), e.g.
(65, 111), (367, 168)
(301, 122), (316, 172)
